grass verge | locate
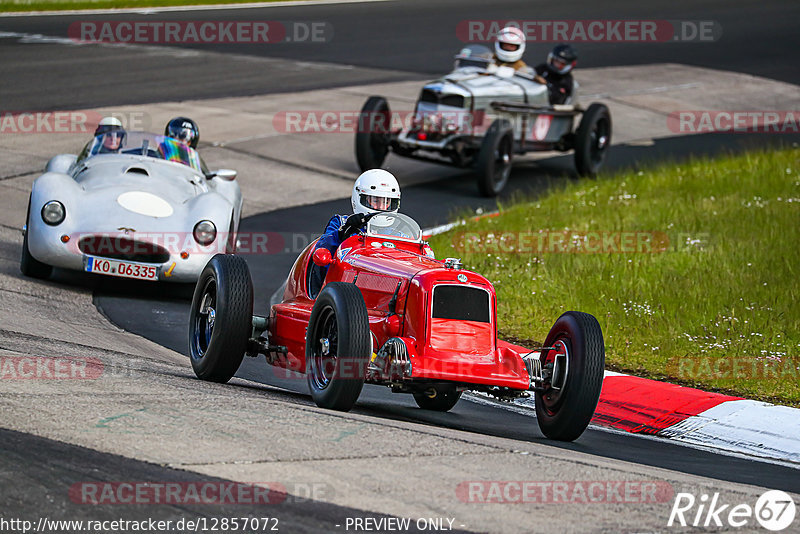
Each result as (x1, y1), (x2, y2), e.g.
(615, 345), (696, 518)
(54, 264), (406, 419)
(0, 0), (290, 12)
(429, 147), (800, 405)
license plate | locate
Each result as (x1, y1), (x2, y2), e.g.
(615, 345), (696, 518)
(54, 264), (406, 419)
(84, 256), (159, 281)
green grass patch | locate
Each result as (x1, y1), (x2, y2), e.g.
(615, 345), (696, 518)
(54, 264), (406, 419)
(429, 147), (800, 405)
(0, 0), (290, 12)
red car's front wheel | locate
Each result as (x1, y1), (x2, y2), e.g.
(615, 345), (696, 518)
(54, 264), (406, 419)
(188, 254), (252, 383)
(535, 311), (605, 441)
(306, 282), (371, 412)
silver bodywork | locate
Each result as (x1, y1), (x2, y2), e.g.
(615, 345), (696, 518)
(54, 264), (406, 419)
(26, 132), (242, 283)
(396, 64), (581, 151)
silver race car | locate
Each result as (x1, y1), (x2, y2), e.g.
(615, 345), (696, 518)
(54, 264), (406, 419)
(355, 45), (612, 196)
(21, 132), (242, 283)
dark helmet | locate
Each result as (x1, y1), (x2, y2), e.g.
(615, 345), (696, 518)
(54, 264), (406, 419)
(547, 44), (578, 75)
(164, 117), (199, 149)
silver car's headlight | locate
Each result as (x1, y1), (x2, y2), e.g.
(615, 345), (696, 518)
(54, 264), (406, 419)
(41, 201), (65, 226)
(193, 220), (216, 245)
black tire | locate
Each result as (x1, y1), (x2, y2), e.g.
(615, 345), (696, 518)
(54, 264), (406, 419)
(188, 254), (253, 383)
(413, 386), (462, 412)
(355, 96), (391, 172)
(574, 103), (612, 177)
(306, 282), (371, 411)
(535, 311), (605, 441)
(20, 197), (53, 279)
(476, 119), (514, 196)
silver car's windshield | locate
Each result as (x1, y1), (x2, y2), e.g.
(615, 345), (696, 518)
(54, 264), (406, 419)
(366, 213), (422, 243)
(77, 132), (203, 172)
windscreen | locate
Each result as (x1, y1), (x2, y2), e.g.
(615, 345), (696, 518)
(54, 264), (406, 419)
(77, 132), (203, 172)
(453, 44), (493, 70)
(366, 212), (422, 242)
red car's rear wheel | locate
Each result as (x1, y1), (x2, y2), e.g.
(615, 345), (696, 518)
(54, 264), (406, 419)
(413, 385), (462, 412)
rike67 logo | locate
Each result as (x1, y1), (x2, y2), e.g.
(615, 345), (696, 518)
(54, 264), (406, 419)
(668, 490), (796, 531)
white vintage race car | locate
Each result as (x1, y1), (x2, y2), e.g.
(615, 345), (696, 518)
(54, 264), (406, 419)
(355, 45), (612, 196)
(21, 132), (242, 283)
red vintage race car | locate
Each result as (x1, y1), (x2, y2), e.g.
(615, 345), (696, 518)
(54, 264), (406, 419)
(188, 212), (605, 441)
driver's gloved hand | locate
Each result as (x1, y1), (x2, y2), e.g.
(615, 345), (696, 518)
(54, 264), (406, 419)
(338, 213), (368, 241)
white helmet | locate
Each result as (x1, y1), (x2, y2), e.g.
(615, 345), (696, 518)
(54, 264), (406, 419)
(495, 26), (525, 63)
(94, 116), (124, 137)
(351, 169), (400, 215)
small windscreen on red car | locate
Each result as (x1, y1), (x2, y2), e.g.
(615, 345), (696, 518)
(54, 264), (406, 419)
(432, 285), (490, 323)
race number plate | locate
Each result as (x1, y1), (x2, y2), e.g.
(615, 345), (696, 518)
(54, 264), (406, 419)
(84, 256), (159, 281)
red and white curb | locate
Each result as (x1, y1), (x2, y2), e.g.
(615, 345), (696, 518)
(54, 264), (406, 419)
(465, 362), (800, 466)
(422, 220), (800, 466)
(595, 372), (800, 464)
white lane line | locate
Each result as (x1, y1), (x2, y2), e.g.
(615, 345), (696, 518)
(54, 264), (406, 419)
(211, 132), (285, 146)
(0, 29), (358, 68)
(0, 0), (397, 17)
(0, 30), (83, 46)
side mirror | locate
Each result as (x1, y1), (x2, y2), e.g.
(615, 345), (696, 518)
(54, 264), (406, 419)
(312, 248), (333, 267)
(208, 169), (237, 181)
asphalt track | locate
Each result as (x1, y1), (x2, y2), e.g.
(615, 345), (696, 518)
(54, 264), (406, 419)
(0, 0), (799, 110)
(3, 0), (800, 529)
(90, 130), (800, 496)
(0, 428), (459, 533)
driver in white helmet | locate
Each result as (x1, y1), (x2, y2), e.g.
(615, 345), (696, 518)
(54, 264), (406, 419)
(309, 169), (400, 295)
(493, 26), (528, 71)
(93, 116), (126, 153)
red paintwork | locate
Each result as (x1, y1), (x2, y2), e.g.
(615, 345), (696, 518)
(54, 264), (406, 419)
(591, 376), (741, 434)
(267, 233), (530, 390)
(312, 247), (333, 266)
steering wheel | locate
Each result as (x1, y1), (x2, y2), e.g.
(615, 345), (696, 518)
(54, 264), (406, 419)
(340, 211), (380, 240)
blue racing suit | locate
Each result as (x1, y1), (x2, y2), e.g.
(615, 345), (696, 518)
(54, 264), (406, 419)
(315, 215), (349, 257)
(309, 214), (364, 296)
